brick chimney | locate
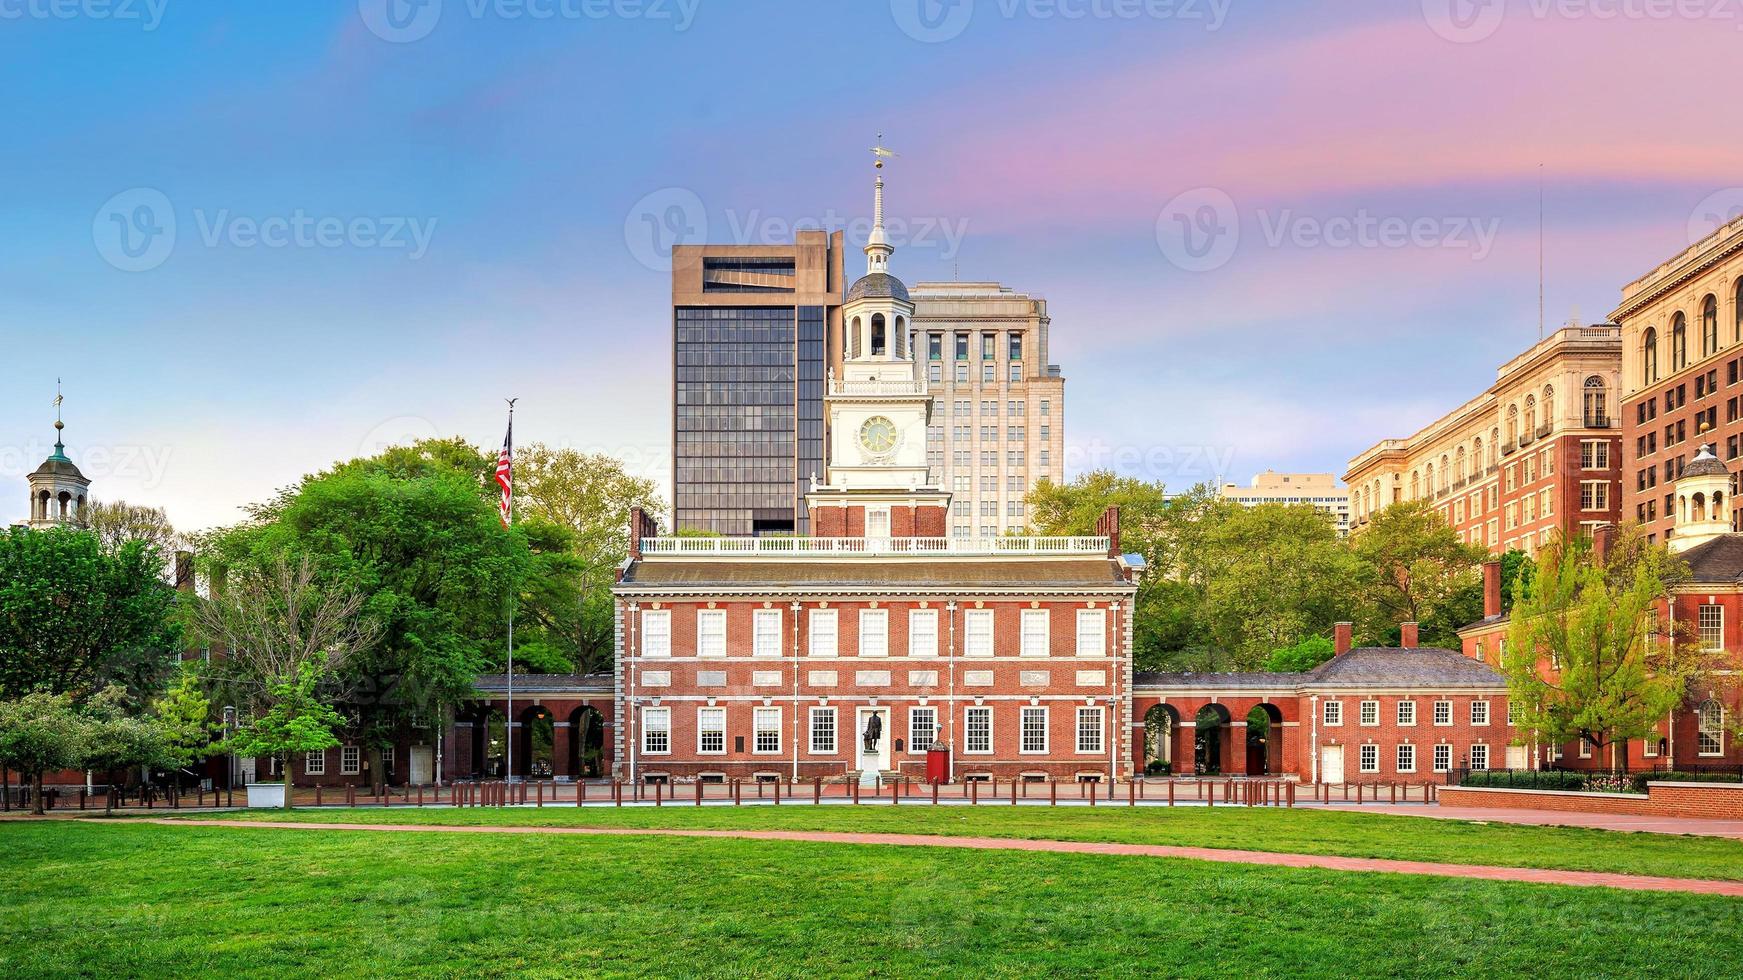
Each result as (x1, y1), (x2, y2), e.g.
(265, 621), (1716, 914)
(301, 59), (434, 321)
(1400, 622), (1419, 649)
(1096, 505), (1122, 557)
(1482, 559), (1502, 619)
(1333, 622), (1353, 656)
(174, 551), (195, 594)
(628, 507), (659, 560)
(1591, 522), (1617, 568)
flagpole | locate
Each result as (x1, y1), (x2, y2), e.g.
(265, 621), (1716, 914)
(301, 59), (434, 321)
(503, 399), (518, 784)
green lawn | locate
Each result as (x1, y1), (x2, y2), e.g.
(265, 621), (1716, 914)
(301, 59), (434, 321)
(3, 821), (1740, 978)
(157, 803), (1743, 883)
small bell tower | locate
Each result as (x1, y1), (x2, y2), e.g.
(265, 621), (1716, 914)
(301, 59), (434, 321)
(24, 383), (91, 530)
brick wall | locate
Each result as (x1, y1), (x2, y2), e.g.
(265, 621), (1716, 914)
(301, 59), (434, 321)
(1440, 782), (1743, 819)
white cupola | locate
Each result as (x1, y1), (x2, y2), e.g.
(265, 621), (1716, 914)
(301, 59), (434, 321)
(1671, 442), (1731, 553)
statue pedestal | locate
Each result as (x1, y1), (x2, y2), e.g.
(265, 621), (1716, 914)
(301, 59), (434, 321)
(858, 768), (880, 788)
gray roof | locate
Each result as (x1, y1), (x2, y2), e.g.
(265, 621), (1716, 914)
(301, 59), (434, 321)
(1136, 646), (1505, 694)
(473, 673), (612, 696)
(617, 557), (1132, 593)
(1683, 450), (1730, 478)
(1678, 534), (1743, 582)
(29, 457), (87, 481)
(845, 272), (910, 303)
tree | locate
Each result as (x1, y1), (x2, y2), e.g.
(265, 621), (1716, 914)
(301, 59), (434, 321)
(218, 661), (346, 810)
(1266, 634), (1336, 673)
(0, 526), (181, 702)
(1199, 504), (1356, 669)
(84, 500), (182, 557)
(0, 691), (87, 815)
(1503, 530), (1713, 772)
(152, 666), (218, 788)
(80, 686), (170, 816)
(1350, 500), (1488, 646)
(1419, 549), (1534, 646)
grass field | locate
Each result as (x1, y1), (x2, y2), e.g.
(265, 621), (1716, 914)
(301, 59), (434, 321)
(161, 803), (1743, 883)
(4, 820), (1742, 978)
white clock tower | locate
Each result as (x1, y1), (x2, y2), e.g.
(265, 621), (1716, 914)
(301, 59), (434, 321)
(806, 144), (949, 537)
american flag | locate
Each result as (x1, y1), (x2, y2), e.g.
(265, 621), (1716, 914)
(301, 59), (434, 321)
(495, 411), (514, 528)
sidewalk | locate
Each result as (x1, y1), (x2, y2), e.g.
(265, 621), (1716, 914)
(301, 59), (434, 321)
(1320, 803), (1743, 840)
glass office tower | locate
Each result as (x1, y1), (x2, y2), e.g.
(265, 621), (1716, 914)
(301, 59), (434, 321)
(671, 232), (842, 535)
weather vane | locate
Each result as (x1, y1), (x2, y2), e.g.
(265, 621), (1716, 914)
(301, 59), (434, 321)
(871, 134), (898, 170)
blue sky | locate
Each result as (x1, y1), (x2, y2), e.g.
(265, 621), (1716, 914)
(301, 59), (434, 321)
(3, 1), (1739, 530)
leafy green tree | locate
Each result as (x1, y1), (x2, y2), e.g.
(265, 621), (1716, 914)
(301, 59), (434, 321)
(80, 686), (170, 815)
(1200, 504), (1356, 669)
(218, 662), (346, 810)
(0, 526), (181, 702)
(1265, 634), (1336, 673)
(152, 666), (218, 787)
(1504, 532), (1713, 771)
(84, 500), (182, 556)
(1419, 549), (1534, 647)
(1350, 499), (1487, 646)
(0, 691), (87, 814)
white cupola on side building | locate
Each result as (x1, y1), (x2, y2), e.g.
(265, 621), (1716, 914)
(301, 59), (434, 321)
(1671, 441), (1730, 553)
(24, 393), (91, 530)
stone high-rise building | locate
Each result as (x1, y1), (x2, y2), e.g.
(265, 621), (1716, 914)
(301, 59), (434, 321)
(907, 281), (1065, 538)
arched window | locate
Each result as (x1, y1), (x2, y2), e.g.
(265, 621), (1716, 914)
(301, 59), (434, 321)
(1672, 313), (1688, 370)
(1703, 294), (1719, 356)
(1694, 492), (1708, 522)
(1524, 395), (1537, 439)
(1410, 470), (1420, 498)
(1697, 699), (1726, 756)
(850, 316), (863, 358)
(894, 315), (907, 358)
(1506, 405), (1519, 446)
(1455, 446), (1467, 483)
(1583, 376), (1607, 427)
(1735, 278), (1743, 343)
(871, 314), (887, 356)
(1489, 427), (1500, 468)
(1424, 463), (1434, 498)
(1541, 385), (1554, 434)
(1439, 455), (1449, 492)
(1472, 437), (1484, 475)
(1642, 327), (1659, 383)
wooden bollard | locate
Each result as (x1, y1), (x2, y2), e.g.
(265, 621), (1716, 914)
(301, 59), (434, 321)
(1050, 781), (1057, 806)
(1206, 782), (1213, 808)
(814, 777), (822, 805)
(852, 780), (860, 805)
(1128, 780), (1136, 806)
(772, 780), (780, 806)
(932, 780), (939, 805)
(971, 780), (978, 805)
(613, 780), (622, 806)
(577, 781), (585, 807)
(1088, 781), (1096, 806)
(654, 781), (662, 807)
(1390, 783), (1397, 804)
(1168, 781), (1175, 806)
(1012, 778), (1018, 806)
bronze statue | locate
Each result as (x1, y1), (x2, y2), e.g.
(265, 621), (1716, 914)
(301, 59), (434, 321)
(862, 713), (883, 752)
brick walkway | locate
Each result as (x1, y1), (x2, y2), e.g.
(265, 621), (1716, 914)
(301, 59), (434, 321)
(143, 818), (1743, 897)
(1320, 804), (1743, 840)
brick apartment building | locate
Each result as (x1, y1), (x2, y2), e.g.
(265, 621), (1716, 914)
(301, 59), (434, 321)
(1613, 213), (1743, 545)
(1345, 324), (1623, 555)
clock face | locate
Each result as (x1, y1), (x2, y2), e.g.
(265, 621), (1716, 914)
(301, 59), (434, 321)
(859, 416), (898, 454)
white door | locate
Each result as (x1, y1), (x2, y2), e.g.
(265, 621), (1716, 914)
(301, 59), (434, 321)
(1320, 745), (1345, 785)
(856, 708), (892, 785)
(410, 745), (434, 785)
(1505, 745), (1528, 770)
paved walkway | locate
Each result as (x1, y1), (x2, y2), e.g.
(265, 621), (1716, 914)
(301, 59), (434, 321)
(142, 818), (1743, 897)
(1320, 803), (1743, 840)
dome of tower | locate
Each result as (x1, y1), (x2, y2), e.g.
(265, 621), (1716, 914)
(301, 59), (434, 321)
(1684, 445), (1729, 479)
(845, 272), (910, 304)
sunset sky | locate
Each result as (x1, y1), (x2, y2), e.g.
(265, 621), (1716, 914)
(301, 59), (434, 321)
(4, 1), (1739, 530)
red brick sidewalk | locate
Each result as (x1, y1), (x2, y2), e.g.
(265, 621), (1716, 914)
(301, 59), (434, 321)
(144, 818), (1743, 897)
(1320, 803), (1743, 840)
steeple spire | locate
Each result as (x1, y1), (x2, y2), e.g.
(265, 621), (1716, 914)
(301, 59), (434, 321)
(50, 379), (67, 460)
(867, 136), (897, 275)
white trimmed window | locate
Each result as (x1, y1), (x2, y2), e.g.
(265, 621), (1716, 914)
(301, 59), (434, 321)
(1698, 700), (1726, 756)
(1076, 609), (1107, 657)
(965, 609), (994, 657)
(1433, 700), (1452, 726)
(698, 707), (726, 755)
(1020, 610), (1050, 657)
(753, 609), (782, 658)
(1076, 706), (1104, 754)
(1643, 732), (1660, 757)
(965, 706), (993, 754)
(1396, 744), (1416, 773)
(1700, 605), (1724, 652)
(305, 750), (326, 776)
(1580, 480), (1609, 511)
(1578, 736), (1593, 759)
(1359, 744), (1378, 773)
(696, 610), (726, 658)
(1397, 701), (1416, 726)
(1433, 744), (1452, 773)
(1471, 701), (1490, 726)
(1580, 439), (1609, 469)
(909, 609), (938, 657)
(642, 610), (671, 658)
(1323, 700), (1342, 726)
(1469, 744), (1489, 770)
(642, 708), (671, 755)
(341, 746), (361, 775)
(909, 707), (938, 752)
(809, 707), (836, 754)
(1020, 706), (1049, 754)
(1506, 701), (1518, 726)
(1360, 700), (1379, 726)
(753, 707), (781, 754)
(859, 609), (889, 658)
(809, 610), (838, 657)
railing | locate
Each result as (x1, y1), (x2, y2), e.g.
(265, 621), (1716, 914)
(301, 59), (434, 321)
(641, 535), (1111, 557)
(1586, 416), (1611, 429)
(829, 377), (928, 397)
(1501, 441), (1517, 455)
(1536, 424), (1552, 439)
